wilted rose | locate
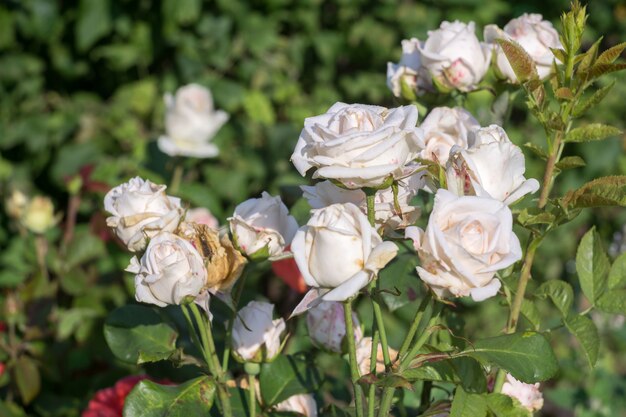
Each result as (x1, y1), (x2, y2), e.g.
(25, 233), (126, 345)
(104, 177), (183, 252)
(485, 14), (561, 82)
(406, 189), (521, 301)
(158, 84), (229, 158)
(291, 103), (424, 189)
(126, 232), (207, 307)
(229, 192), (299, 260)
(418, 21), (491, 91)
(232, 301), (286, 362)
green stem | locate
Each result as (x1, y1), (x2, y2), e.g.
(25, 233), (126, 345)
(371, 281), (391, 368)
(365, 192), (376, 227)
(419, 381), (433, 412)
(248, 374), (256, 417)
(170, 162), (184, 194)
(344, 299), (365, 417)
(222, 274), (247, 370)
(181, 304), (209, 366)
(367, 329), (380, 417)
(396, 295), (431, 361)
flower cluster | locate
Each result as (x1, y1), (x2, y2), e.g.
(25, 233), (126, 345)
(387, 14), (561, 98)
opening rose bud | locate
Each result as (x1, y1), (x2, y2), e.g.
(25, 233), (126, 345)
(232, 301), (286, 363)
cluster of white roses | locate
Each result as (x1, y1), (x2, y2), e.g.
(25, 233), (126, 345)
(387, 13), (561, 97)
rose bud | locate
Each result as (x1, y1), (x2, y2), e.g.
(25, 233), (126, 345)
(21, 196), (59, 234)
(232, 301), (286, 363)
(386, 38), (434, 99)
(306, 301), (362, 353)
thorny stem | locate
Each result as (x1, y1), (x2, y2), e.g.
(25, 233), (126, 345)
(344, 298), (365, 417)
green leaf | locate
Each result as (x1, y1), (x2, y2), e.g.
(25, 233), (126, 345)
(75, 0), (111, 52)
(565, 124), (622, 143)
(536, 281), (574, 317)
(484, 393), (531, 417)
(576, 227), (610, 304)
(259, 355), (321, 406)
(523, 142), (547, 160)
(583, 63), (626, 81)
(211, 387), (261, 417)
(554, 87), (574, 100)
(596, 42), (626, 65)
(596, 253), (626, 315)
(577, 38), (602, 72)
(104, 305), (178, 364)
(402, 356), (487, 393)
(516, 209), (555, 227)
(14, 356), (40, 405)
(495, 39), (538, 82)
(450, 387), (486, 417)
(564, 314), (599, 367)
(520, 299), (541, 330)
(123, 377), (215, 417)
(608, 253), (626, 290)
(461, 332), (558, 383)
(572, 81), (614, 117)
(556, 156), (586, 170)
(243, 91), (275, 126)
(563, 176), (626, 208)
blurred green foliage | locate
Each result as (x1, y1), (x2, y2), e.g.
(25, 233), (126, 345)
(1, 0), (626, 416)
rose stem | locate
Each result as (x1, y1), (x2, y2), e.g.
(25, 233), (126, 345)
(377, 301), (442, 417)
(344, 298), (365, 417)
(222, 272), (248, 370)
(35, 235), (49, 281)
(248, 373), (256, 417)
(189, 303), (234, 417)
(181, 303), (210, 367)
(396, 295), (431, 362)
(367, 326), (380, 417)
(169, 159), (184, 195)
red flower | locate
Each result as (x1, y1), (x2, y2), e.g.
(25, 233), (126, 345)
(272, 256), (307, 294)
(82, 375), (147, 417)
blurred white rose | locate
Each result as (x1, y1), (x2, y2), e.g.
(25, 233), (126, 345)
(306, 301), (362, 353)
(387, 38), (433, 98)
(355, 336), (398, 376)
(447, 127), (539, 205)
(232, 301), (286, 362)
(229, 192), (299, 260)
(302, 173), (424, 233)
(291, 103), (424, 189)
(485, 14), (561, 82)
(501, 373), (544, 412)
(158, 83), (229, 158)
(275, 394), (318, 417)
(291, 203), (398, 303)
(21, 196), (58, 234)
(419, 107), (480, 165)
(6, 190), (28, 220)
(126, 232), (207, 307)
(185, 207), (219, 229)
(405, 189), (521, 301)
(418, 21), (491, 91)
(104, 177), (183, 252)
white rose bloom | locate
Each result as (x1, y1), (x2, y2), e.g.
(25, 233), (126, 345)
(291, 203), (398, 303)
(468, 124), (510, 147)
(306, 301), (363, 353)
(275, 394), (318, 417)
(302, 173), (424, 233)
(502, 374), (544, 412)
(386, 38), (433, 98)
(126, 232), (207, 307)
(406, 189), (522, 301)
(104, 177), (183, 252)
(447, 128), (539, 205)
(291, 103), (424, 189)
(418, 21), (491, 91)
(485, 14), (561, 82)
(228, 192), (299, 260)
(232, 301), (286, 362)
(158, 83), (229, 158)
(419, 107), (480, 165)
(184, 207), (219, 229)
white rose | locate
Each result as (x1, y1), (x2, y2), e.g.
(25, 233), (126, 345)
(485, 14), (561, 82)
(306, 301), (363, 353)
(291, 103), (424, 189)
(447, 128), (539, 205)
(184, 207), (219, 229)
(104, 177), (183, 252)
(158, 83), (229, 158)
(291, 203), (398, 302)
(228, 192), (299, 260)
(21, 196), (58, 234)
(406, 189), (522, 301)
(275, 394), (318, 417)
(467, 124), (510, 147)
(419, 107), (480, 165)
(355, 336), (398, 376)
(418, 21), (491, 91)
(232, 301), (286, 362)
(302, 173), (424, 233)
(387, 38), (433, 98)
(126, 232), (207, 307)
(501, 374), (544, 412)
